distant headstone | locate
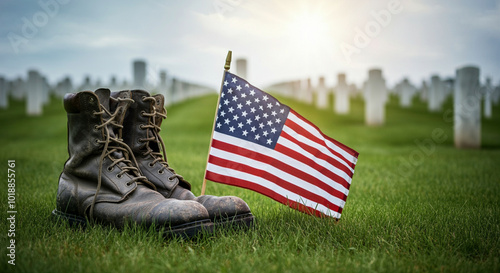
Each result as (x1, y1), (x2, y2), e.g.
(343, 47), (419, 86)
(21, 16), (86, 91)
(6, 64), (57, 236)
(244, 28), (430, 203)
(348, 83), (359, 98)
(305, 78), (313, 104)
(334, 73), (349, 114)
(429, 75), (443, 112)
(171, 78), (184, 104)
(483, 77), (492, 118)
(27, 70), (43, 116)
(55, 76), (73, 97)
(399, 78), (416, 108)
(443, 78), (454, 101)
(158, 70), (171, 106)
(236, 58), (248, 79)
(454, 66), (481, 149)
(316, 76), (328, 109)
(292, 80), (301, 101)
(133, 60), (147, 88)
(11, 77), (26, 100)
(41, 76), (50, 105)
(494, 85), (500, 105)
(420, 80), (428, 101)
(0, 77), (7, 109)
(364, 69), (387, 126)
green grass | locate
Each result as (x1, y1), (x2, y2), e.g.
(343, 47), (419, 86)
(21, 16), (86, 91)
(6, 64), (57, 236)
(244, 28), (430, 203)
(0, 93), (499, 273)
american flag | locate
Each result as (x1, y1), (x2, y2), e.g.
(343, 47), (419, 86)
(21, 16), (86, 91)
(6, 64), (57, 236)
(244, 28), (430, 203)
(205, 71), (359, 218)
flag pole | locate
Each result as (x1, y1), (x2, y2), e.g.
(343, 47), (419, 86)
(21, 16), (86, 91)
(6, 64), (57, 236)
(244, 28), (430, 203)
(200, 50), (232, 196)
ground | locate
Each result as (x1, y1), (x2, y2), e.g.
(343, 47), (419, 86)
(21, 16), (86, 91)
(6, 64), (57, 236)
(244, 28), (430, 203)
(0, 93), (499, 273)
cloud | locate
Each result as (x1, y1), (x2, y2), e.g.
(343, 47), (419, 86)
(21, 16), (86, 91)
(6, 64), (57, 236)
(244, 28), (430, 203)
(0, 0), (499, 88)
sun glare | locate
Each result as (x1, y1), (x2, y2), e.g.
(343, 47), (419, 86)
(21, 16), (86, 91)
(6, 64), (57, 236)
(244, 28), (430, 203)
(287, 11), (331, 51)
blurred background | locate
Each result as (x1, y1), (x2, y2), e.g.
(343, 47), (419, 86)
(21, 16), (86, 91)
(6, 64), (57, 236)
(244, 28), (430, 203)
(0, 0), (499, 90)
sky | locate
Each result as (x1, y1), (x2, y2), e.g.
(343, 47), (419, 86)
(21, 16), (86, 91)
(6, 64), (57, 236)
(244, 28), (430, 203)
(0, 0), (499, 89)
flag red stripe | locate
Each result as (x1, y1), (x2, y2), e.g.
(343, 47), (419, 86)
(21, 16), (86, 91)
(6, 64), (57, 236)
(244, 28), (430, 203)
(274, 141), (351, 190)
(287, 110), (358, 168)
(205, 170), (342, 217)
(279, 129), (354, 178)
(210, 138), (348, 201)
(208, 154), (344, 213)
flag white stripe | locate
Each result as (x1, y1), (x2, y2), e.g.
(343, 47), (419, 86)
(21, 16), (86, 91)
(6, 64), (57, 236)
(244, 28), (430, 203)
(277, 135), (352, 185)
(211, 131), (350, 197)
(206, 162), (342, 218)
(281, 124), (355, 176)
(208, 145), (347, 208)
(288, 112), (358, 165)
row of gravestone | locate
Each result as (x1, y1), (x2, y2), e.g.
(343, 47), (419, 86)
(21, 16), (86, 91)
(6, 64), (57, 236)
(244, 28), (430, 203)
(267, 66), (499, 149)
(393, 75), (498, 119)
(0, 70), (215, 116)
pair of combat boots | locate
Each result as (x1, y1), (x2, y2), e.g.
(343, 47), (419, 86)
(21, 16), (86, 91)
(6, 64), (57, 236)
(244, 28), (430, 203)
(52, 88), (254, 238)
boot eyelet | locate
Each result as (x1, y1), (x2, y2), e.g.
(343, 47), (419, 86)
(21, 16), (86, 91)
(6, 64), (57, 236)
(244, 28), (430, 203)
(168, 176), (174, 181)
(93, 125), (99, 132)
(149, 162), (154, 167)
(140, 110), (146, 117)
(158, 169), (164, 174)
(140, 125), (145, 130)
(116, 174), (123, 179)
(107, 166), (114, 172)
(141, 96), (146, 101)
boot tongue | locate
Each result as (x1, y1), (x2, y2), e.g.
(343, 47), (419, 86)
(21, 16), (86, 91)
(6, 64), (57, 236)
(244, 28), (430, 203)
(94, 88), (111, 113)
(153, 94), (166, 128)
(95, 88), (133, 139)
(94, 88), (116, 139)
(110, 90), (133, 135)
(94, 89), (135, 163)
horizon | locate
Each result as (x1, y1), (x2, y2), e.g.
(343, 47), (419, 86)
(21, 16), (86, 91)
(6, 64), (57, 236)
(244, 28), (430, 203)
(1, 0), (499, 89)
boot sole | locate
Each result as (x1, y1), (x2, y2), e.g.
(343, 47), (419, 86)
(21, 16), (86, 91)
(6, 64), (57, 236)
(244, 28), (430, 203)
(214, 212), (255, 230)
(51, 209), (213, 239)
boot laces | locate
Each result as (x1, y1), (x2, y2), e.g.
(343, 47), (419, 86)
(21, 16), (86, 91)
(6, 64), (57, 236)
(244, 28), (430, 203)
(89, 97), (156, 220)
(139, 96), (184, 181)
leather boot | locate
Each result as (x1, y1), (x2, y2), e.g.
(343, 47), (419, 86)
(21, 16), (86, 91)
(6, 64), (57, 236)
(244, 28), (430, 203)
(52, 88), (213, 238)
(113, 89), (254, 229)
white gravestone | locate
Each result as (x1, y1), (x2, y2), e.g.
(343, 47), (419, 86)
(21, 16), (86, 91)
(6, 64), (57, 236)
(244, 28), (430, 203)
(133, 60), (146, 89)
(27, 70), (43, 116)
(0, 77), (7, 109)
(420, 80), (428, 102)
(305, 78), (313, 104)
(159, 71), (172, 106)
(483, 77), (492, 119)
(429, 75), (444, 112)
(494, 85), (500, 105)
(334, 73), (350, 114)
(399, 78), (416, 108)
(12, 78), (26, 100)
(316, 76), (328, 109)
(364, 69), (387, 126)
(454, 66), (481, 149)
